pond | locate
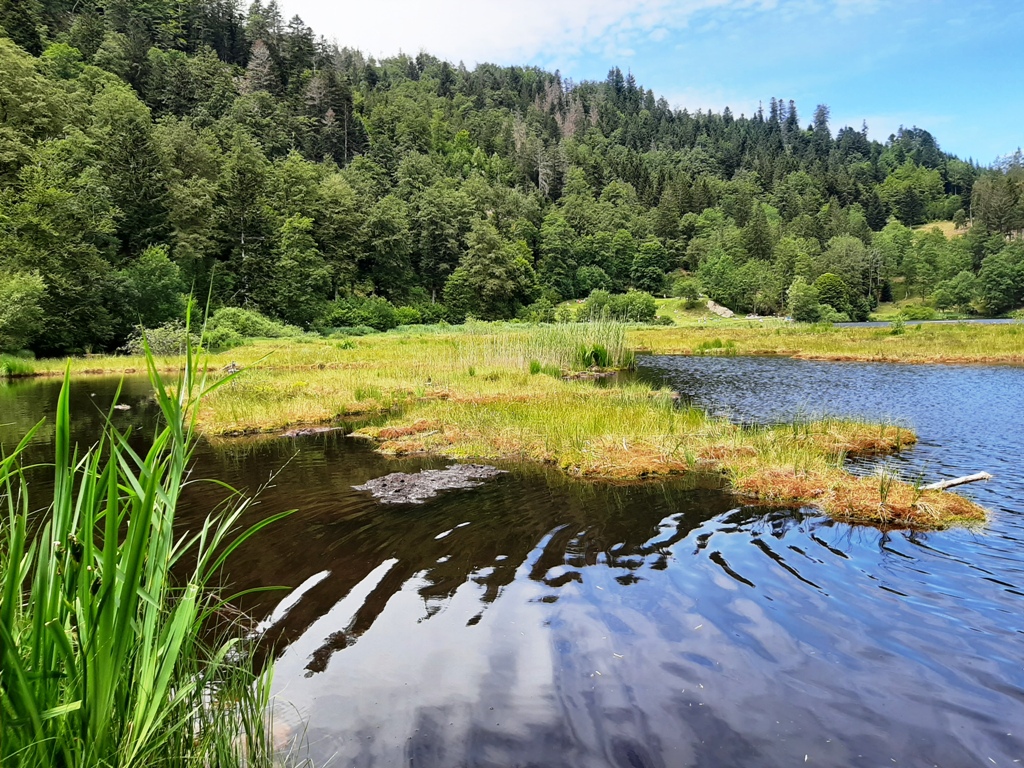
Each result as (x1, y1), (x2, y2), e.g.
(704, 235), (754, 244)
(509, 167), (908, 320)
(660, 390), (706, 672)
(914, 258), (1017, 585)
(1, 359), (1022, 768)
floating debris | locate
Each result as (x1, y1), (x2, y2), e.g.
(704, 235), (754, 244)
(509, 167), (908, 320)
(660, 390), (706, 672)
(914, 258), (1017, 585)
(353, 464), (507, 504)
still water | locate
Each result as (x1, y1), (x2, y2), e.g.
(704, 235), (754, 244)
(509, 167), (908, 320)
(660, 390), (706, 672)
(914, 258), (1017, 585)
(1, 360), (1022, 768)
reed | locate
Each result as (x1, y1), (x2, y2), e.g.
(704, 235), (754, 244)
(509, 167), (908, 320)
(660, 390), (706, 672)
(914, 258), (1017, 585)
(0, 355), (35, 378)
(0, 331), (289, 766)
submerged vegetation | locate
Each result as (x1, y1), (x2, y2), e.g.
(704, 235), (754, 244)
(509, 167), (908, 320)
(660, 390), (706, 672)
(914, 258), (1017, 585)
(0, 343), (286, 766)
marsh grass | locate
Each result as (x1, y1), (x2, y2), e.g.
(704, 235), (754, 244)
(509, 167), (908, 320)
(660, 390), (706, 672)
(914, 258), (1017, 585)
(631, 321), (1024, 364)
(21, 320), (994, 528)
(0, 355), (35, 378)
(0, 331), (289, 766)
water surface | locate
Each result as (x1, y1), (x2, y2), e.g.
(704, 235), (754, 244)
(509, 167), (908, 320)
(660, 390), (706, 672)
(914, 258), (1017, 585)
(2, 362), (1022, 767)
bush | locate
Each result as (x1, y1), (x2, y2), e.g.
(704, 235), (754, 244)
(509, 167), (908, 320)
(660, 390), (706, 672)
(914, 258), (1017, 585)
(578, 290), (657, 322)
(519, 298), (556, 323)
(394, 305), (423, 326)
(319, 297), (405, 331)
(900, 305), (938, 321)
(818, 306), (851, 324)
(122, 321), (201, 356)
(206, 307), (303, 339)
(671, 277), (701, 301)
(202, 325), (244, 351)
(787, 277), (821, 323)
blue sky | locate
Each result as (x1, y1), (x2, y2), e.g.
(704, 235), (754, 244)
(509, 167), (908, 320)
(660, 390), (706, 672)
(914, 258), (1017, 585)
(282, 0), (1022, 164)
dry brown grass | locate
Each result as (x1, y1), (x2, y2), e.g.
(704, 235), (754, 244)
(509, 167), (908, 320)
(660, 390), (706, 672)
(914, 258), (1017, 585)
(733, 468), (986, 529)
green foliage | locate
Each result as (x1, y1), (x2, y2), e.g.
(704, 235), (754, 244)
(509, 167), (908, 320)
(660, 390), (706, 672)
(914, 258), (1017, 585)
(206, 306), (303, 339)
(898, 305), (939, 321)
(978, 246), (1024, 315)
(0, 270), (45, 351)
(321, 296), (403, 331)
(123, 320), (200, 355)
(0, 340), (286, 767)
(813, 273), (851, 314)
(0, 4), (1019, 353)
(444, 222), (537, 321)
(671, 277), (701, 302)
(269, 215), (330, 327)
(118, 245), (185, 329)
(787, 277), (821, 323)
(578, 290), (657, 322)
(519, 298), (556, 323)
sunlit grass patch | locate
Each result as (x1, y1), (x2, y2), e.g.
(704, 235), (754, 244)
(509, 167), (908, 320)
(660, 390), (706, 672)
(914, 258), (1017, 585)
(631, 321), (1024, 364)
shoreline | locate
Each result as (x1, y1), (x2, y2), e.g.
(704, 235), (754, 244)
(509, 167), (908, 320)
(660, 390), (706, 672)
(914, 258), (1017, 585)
(4, 324), (1005, 530)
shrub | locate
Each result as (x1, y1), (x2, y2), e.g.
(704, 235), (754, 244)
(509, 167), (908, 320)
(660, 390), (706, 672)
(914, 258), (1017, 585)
(787, 277), (821, 323)
(201, 325), (244, 351)
(319, 296), (404, 331)
(578, 290), (657, 322)
(123, 321), (201, 356)
(671, 277), (701, 301)
(900, 305), (938, 321)
(206, 307), (303, 339)
(519, 298), (556, 323)
(394, 305), (423, 326)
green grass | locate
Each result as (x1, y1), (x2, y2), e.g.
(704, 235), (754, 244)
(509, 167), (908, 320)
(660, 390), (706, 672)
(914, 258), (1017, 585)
(0, 333), (290, 767)
(0, 355), (35, 378)
(631, 320), (1024, 364)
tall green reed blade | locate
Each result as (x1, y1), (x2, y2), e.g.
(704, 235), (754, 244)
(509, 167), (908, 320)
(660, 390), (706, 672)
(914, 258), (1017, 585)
(0, 316), (294, 768)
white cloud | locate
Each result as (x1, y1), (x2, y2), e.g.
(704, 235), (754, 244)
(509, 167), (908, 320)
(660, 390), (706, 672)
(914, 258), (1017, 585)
(279, 0), (880, 68)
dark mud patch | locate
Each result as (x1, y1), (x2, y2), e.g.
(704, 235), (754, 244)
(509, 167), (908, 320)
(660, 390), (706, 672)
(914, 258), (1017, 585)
(353, 464), (508, 504)
(281, 426), (345, 438)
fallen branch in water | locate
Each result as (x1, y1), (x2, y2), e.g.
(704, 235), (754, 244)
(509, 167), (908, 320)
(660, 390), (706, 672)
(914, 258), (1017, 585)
(921, 472), (993, 492)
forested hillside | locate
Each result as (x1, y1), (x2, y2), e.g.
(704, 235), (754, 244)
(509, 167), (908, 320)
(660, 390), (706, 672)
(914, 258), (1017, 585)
(1, 0), (1023, 354)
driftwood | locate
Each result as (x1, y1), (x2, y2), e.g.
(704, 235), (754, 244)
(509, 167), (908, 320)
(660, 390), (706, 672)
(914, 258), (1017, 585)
(921, 472), (993, 492)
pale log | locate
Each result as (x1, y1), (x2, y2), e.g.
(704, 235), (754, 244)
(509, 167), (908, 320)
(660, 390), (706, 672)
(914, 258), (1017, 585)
(921, 472), (994, 492)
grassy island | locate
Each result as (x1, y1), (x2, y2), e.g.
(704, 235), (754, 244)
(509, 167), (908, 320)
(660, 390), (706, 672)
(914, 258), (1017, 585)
(16, 320), (992, 530)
